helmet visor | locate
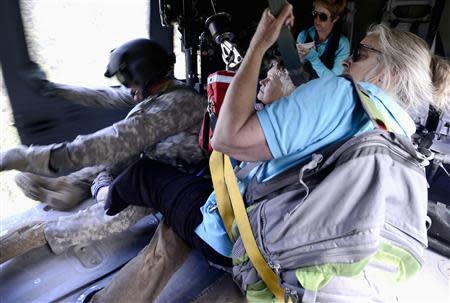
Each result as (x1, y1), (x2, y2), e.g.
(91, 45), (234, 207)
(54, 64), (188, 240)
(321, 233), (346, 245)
(115, 69), (133, 87)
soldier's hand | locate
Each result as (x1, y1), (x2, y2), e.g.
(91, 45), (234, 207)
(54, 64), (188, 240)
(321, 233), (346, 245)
(0, 144), (56, 175)
(0, 146), (29, 172)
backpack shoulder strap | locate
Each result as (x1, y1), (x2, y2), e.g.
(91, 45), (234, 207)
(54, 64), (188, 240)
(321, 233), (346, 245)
(245, 129), (427, 204)
(342, 75), (396, 132)
(245, 139), (347, 202)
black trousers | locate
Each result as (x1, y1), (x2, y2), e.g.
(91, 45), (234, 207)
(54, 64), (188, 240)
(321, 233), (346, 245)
(106, 158), (231, 267)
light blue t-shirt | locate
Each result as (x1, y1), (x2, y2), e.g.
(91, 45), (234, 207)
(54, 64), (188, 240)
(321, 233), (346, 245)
(194, 76), (416, 257)
(297, 26), (350, 78)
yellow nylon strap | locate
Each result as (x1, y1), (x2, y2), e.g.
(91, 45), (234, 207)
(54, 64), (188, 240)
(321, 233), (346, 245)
(354, 82), (394, 132)
(222, 155), (287, 302)
(209, 150), (234, 239)
(208, 79), (392, 302)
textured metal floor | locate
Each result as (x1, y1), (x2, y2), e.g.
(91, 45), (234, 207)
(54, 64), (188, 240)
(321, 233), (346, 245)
(0, 206), (159, 303)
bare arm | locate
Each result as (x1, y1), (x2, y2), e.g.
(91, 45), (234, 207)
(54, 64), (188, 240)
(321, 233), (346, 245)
(211, 37), (269, 161)
(212, 3), (294, 161)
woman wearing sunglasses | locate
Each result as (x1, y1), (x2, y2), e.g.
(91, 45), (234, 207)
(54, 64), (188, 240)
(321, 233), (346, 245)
(78, 3), (447, 301)
(209, 3), (440, 301)
(296, 0), (350, 79)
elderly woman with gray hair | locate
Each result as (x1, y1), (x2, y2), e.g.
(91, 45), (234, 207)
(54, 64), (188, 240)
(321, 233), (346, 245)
(100, 4), (447, 302)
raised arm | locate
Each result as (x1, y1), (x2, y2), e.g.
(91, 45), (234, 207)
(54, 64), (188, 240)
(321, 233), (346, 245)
(211, 3), (294, 161)
(48, 83), (138, 109)
(52, 89), (205, 173)
(24, 63), (136, 109)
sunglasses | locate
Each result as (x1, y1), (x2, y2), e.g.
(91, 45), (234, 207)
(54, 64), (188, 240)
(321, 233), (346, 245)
(312, 10), (330, 22)
(352, 43), (383, 62)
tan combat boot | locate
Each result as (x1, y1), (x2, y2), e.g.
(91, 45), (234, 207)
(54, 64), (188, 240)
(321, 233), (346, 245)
(14, 172), (91, 211)
(0, 205), (150, 264)
(0, 221), (47, 264)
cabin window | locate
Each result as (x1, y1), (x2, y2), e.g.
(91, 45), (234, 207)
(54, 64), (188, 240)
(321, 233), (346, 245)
(21, 0), (149, 87)
(0, 0), (150, 224)
(0, 71), (33, 225)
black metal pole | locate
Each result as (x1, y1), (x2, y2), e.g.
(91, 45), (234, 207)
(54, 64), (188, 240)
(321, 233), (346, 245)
(149, 0), (173, 53)
(182, 0), (199, 87)
(426, 0), (445, 47)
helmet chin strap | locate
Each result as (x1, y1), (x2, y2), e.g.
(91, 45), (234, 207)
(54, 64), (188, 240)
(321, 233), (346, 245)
(142, 78), (170, 99)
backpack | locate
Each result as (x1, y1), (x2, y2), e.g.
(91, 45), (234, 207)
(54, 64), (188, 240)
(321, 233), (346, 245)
(229, 130), (429, 302)
(210, 78), (430, 302)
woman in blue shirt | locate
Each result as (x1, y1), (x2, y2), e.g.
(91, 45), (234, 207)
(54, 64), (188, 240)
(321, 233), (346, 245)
(105, 2), (440, 300)
(200, 3), (435, 267)
(296, 0), (350, 79)
(104, 57), (295, 266)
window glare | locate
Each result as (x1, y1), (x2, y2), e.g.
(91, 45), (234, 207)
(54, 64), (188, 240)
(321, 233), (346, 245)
(21, 0), (149, 87)
(0, 0), (149, 222)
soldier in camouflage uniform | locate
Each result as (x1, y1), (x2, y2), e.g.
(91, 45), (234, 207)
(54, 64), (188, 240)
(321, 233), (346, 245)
(0, 38), (207, 261)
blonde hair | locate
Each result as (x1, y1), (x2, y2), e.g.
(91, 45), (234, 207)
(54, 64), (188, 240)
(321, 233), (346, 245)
(313, 0), (347, 18)
(431, 55), (450, 112)
(367, 24), (433, 114)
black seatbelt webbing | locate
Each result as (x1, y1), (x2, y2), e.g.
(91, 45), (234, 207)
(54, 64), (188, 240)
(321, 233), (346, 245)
(267, 0), (307, 86)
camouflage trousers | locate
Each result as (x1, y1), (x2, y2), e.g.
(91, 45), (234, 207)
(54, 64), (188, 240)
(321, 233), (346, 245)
(43, 165), (151, 254)
(91, 221), (246, 303)
(45, 203), (151, 254)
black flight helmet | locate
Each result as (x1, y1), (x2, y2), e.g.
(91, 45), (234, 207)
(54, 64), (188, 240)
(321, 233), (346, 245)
(104, 38), (175, 94)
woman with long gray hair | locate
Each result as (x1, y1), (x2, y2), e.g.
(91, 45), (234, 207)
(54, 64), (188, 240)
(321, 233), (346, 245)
(355, 23), (434, 115)
(104, 5), (442, 302)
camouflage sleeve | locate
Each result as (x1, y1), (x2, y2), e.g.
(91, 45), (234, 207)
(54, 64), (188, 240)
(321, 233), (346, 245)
(51, 83), (137, 109)
(64, 89), (206, 170)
